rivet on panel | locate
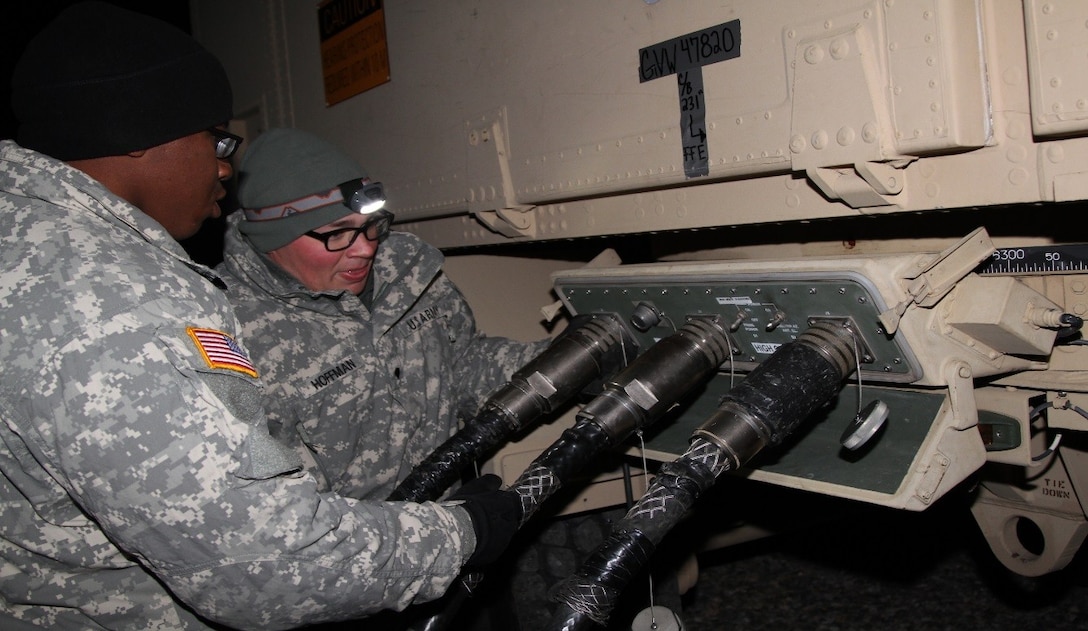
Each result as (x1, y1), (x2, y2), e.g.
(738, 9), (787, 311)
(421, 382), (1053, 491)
(811, 130), (828, 150)
(804, 45), (824, 64)
(790, 134), (807, 153)
(1046, 144), (1065, 163)
(830, 39), (850, 60)
(837, 126), (855, 146)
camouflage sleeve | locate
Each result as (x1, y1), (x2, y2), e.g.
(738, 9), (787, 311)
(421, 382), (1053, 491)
(432, 273), (553, 416)
(41, 297), (476, 628)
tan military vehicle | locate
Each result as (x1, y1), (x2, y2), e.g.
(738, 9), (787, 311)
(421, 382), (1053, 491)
(193, 0), (1088, 626)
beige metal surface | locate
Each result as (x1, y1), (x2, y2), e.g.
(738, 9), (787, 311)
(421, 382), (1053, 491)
(196, 0), (1088, 246)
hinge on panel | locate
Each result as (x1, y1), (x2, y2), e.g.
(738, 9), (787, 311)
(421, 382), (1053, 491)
(466, 106), (538, 238)
(805, 160), (911, 210)
(878, 226), (995, 334)
(474, 205), (537, 238)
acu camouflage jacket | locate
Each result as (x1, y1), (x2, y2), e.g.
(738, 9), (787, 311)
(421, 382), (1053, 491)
(217, 212), (549, 501)
(0, 141), (479, 630)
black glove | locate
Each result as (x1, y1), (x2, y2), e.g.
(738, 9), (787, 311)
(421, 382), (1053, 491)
(447, 474), (522, 568)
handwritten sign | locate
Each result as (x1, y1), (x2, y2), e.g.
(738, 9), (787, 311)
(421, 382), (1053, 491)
(319, 0), (390, 107)
(639, 20), (741, 178)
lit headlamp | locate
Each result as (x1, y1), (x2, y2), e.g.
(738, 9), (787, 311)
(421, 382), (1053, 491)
(340, 178), (386, 215)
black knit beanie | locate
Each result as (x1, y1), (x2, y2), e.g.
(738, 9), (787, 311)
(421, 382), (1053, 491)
(10, 1), (233, 161)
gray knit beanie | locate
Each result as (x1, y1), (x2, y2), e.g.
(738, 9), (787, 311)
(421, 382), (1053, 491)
(237, 128), (368, 252)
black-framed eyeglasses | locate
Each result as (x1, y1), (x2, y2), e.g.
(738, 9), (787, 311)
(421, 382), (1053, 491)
(208, 127), (243, 159)
(304, 210), (394, 251)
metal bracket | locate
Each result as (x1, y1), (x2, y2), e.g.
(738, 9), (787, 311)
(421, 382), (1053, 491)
(806, 160), (907, 209)
(466, 106), (538, 238)
(879, 227), (995, 334)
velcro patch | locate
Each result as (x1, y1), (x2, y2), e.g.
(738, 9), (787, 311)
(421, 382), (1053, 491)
(186, 327), (259, 378)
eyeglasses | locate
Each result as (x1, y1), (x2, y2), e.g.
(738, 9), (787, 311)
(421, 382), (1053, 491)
(304, 210), (394, 251)
(208, 127), (243, 159)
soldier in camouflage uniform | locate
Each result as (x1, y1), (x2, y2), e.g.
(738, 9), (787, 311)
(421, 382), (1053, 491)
(0, 3), (520, 629)
(216, 128), (550, 502)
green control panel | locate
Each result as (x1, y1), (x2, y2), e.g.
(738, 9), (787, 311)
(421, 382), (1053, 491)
(555, 270), (921, 384)
(553, 267), (941, 498)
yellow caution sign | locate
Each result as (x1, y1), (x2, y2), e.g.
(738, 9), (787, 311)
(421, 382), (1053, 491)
(318, 0), (390, 107)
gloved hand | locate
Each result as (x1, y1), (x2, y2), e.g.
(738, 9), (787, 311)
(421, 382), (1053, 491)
(446, 474), (522, 568)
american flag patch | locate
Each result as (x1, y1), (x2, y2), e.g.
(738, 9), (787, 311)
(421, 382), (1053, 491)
(186, 327), (259, 378)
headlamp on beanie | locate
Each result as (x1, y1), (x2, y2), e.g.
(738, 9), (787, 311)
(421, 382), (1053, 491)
(342, 179), (386, 215)
(235, 127), (388, 253)
(244, 178), (386, 223)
